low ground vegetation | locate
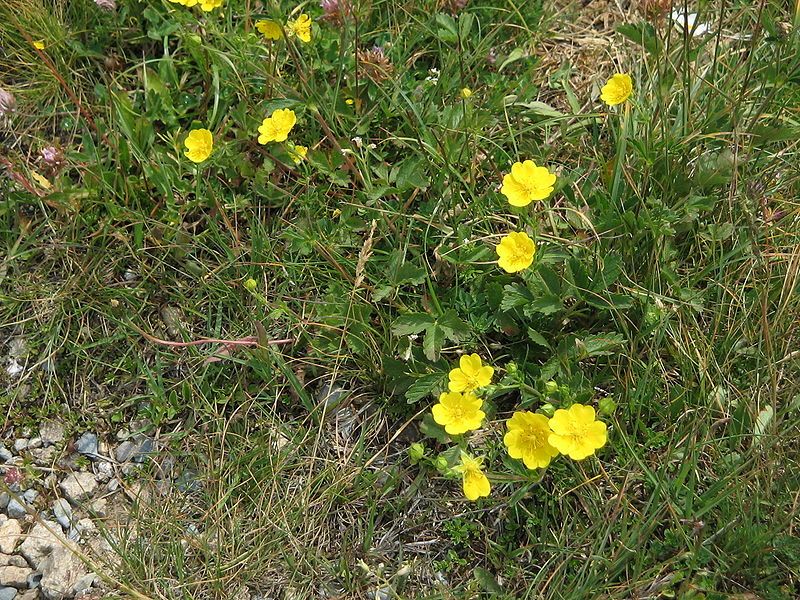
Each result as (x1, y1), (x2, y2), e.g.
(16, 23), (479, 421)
(1, 0), (799, 598)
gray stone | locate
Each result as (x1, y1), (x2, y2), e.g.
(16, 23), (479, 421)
(26, 439), (41, 451)
(0, 555), (28, 567)
(0, 494), (8, 510)
(16, 592), (36, 600)
(86, 498), (106, 518)
(52, 499), (73, 530)
(39, 421), (66, 446)
(94, 462), (113, 482)
(30, 447), (56, 467)
(105, 479), (119, 493)
(58, 473), (98, 504)
(25, 573), (40, 590)
(72, 573), (95, 595)
(132, 437), (154, 463)
(0, 587), (17, 600)
(0, 565), (33, 589)
(38, 546), (89, 600)
(114, 441), (136, 463)
(18, 521), (65, 570)
(6, 499), (27, 519)
(0, 517), (22, 553)
(12, 440), (27, 453)
(74, 434), (97, 457)
(21, 490), (37, 505)
(0, 446), (12, 463)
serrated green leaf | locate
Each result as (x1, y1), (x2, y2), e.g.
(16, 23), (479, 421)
(405, 373), (445, 403)
(527, 328), (550, 348)
(438, 309), (470, 342)
(423, 324), (444, 361)
(501, 284), (534, 311)
(392, 313), (434, 336)
(525, 295), (563, 315)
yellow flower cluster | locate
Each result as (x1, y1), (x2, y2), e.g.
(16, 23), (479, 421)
(167, 0), (223, 12)
(256, 13), (313, 43)
(183, 108), (308, 167)
(429, 353), (607, 501)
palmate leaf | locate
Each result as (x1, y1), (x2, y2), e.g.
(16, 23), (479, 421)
(392, 310), (471, 361)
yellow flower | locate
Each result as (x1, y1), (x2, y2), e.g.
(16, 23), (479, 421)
(548, 404), (608, 460)
(501, 160), (557, 207)
(504, 411), (560, 469)
(198, 0), (223, 10)
(287, 14), (312, 43)
(184, 128), (213, 163)
(32, 40), (46, 50)
(257, 108), (297, 144)
(496, 231), (536, 273)
(460, 87), (473, 99)
(256, 19), (282, 40)
(454, 452), (490, 501)
(290, 145), (308, 164)
(448, 354), (494, 393)
(431, 391), (484, 435)
(168, 0), (223, 11)
(600, 73), (633, 106)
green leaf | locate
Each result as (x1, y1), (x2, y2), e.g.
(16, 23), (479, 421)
(579, 333), (625, 358)
(423, 324), (445, 361)
(405, 374), (445, 404)
(435, 13), (458, 43)
(527, 328), (551, 348)
(526, 295), (563, 315)
(419, 413), (448, 443)
(616, 22), (661, 55)
(499, 47), (526, 72)
(474, 567), (504, 595)
(392, 313), (434, 336)
(501, 284), (534, 311)
(438, 310), (470, 342)
(394, 156), (430, 191)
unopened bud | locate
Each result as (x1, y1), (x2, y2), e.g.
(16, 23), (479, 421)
(544, 380), (558, 394)
(408, 442), (425, 463)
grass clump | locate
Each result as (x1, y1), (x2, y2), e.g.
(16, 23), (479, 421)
(1, 0), (799, 598)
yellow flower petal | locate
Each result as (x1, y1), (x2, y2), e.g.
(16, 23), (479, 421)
(496, 231), (536, 273)
(184, 128), (213, 163)
(600, 73), (633, 106)
(287, 13), (312, 43)
(547, 404), (607, 460)
(431, 391), (484, 435)
(33, 40), (46, 50)
(256, 19), (282, 41)
(257, 108), (297, 144)
(501, 160), (556, 206)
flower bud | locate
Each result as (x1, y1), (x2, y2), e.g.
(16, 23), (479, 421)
(243, 278), (258, 291)
(505, 362), (518, 375)
(544, 380), (558, 394)
(540, 403), (555, 417)
(434, 455), (449, 473)
(95, 0), (116, 10)
(598, 397), (617, 416)
(407, 442), (425, 463)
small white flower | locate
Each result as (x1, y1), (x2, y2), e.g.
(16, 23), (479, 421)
(367, 143), (376, 150)
(351, 136), (363, 148)
(671, 11), (711, 36)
